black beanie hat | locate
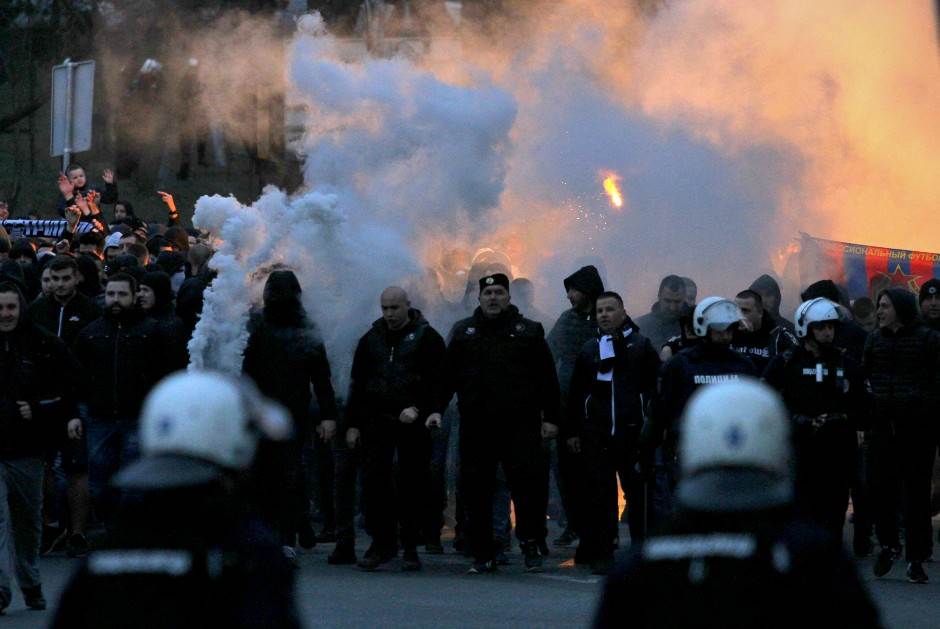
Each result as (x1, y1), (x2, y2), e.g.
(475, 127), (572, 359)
(141, 271), (173, 311)
(919, 278), (940, 304)
(479, 273), (510, 292)
(563, 265), (605, 302)
(750, 274), (781, 301)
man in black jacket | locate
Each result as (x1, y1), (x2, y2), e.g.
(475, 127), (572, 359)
(344, 287), (446, 572)
(763, 298), (867, 539)
(565, 291), (660, 573)
(731, 289), (796, 373)
(0, 281), (78, 612)
(546, 264), (605, 547)
(27, 254), (101, 558)
(864, 288), (940, 584)
(73, 273), (173, 527)
(430, 273), (561, 573)
(242, 270), (338, 563)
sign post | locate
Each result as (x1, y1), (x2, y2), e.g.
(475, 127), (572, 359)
(51, 59), (95, 172)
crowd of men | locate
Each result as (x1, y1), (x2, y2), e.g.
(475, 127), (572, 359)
(0, 164), (939, 616)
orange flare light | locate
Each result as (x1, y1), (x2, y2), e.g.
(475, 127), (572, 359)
(601, 172), (623, 209)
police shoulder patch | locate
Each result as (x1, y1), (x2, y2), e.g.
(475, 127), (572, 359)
(466, 327), (476, 335)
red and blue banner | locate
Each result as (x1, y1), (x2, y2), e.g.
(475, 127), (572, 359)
(799, 234), (940, 299)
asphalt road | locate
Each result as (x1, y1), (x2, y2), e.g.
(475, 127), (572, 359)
(4, 522), (940, 628)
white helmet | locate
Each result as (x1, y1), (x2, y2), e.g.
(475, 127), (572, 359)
(793, 297), (839, 338)
(677, 378), (792, 513)
(692, 296), (742, 337)
(114, 371), (291, 490)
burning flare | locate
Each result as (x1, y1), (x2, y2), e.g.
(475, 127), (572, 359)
(601, 172), (624, 209)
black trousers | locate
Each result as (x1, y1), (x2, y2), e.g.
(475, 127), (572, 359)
(460, 419), (548, 563)
(578, 430), (646, 561)
(870, 419), (935, 561)
(361, 420), (430, 551)
(793, 427), (854, 540)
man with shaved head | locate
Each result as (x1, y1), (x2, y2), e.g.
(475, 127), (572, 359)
(345, 286), (446, 572)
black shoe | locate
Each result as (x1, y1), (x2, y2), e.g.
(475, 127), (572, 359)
(494, 550), (510, 566)
(554, 528), (578, 548)
(907, 561), (928, 584)
(425, 538), (444, 554)
(538, 538), (550, 557)
(40, 525), (68, 555)
(298, 521), (317, 550)
(402, 548), (422, 572)
(315, 528), (337, 544)
(357, 544), (396, 571)
(873, 547), (900, 577)
(327, 540), (357, 565)
(521, 541), (543, 572)
(66, 533), (90, 558)
(453, 534), (467, 554)
(467, 559), (496, 574)
(22, 585), (46, 611)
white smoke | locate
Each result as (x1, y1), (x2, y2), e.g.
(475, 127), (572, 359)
(188, 19), (517, 387)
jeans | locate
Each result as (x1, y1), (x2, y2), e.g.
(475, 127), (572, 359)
(85, 417), (140, 524)
(0, 458), (44, 604)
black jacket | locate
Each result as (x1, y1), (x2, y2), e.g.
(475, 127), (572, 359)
(647, 343), (759, 453)
(547, 307), (598, 401)
(594, 509), (883, 629)
(863, 323), (940, 419)
(730, 311), (796, 373)
(566, 320), (660, 440)
(74, 310), (173, 420)
(635, 303), (682, 352)
(441, 305), (560, 428)
(28, 292), (102, 346)
(345, 309), (446, 430)
(242, 313), (338, 435)
(0, 322), (78, 459)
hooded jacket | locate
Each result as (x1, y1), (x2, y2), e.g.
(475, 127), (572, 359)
(441, 304), (561, 430)
(345, 309), (446, 430)
(730, 310), (797, 373)
(750, 274), (794, 332)
(140, 271), (188, 371)
(565, 318), (660, 440)
(548, 265), (605, 402)
(242, 271), (338, 435)
(863, 288), (940, 419)
(0, 284), (79, 459)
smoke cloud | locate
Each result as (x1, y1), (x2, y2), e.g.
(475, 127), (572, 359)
(188, 1), (940, 387)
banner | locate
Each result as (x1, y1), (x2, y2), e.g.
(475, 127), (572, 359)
(799, 233), (940, 299)
(0, 219), (95, 240)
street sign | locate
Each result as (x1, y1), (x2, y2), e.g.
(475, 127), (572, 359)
(51, 59), (95, 170)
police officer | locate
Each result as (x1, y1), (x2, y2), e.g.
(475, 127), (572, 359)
(51, 371), (301, 628)
(644, 297), (758, 522)
(919, 278), (940, 332)
(763, 298), (867, 539)
(565, 291), (660, 574)
(430, 273), (561, 573)
(595, 380), (883, 629)
(344, 287), (446, 572)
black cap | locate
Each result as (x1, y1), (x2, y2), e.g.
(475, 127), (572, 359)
(479, 273), (510, 292)
(920, 278), (940, 304)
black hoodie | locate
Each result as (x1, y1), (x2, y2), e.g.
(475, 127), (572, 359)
(345, 308), (446, 430)
(0, 283), (78, 458)
(549, 265), (605, 402)
(242, 271), (338, 435)
(863, 288), (940, 418)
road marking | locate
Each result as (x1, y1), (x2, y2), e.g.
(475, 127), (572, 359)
(534, 574), (602, 585)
